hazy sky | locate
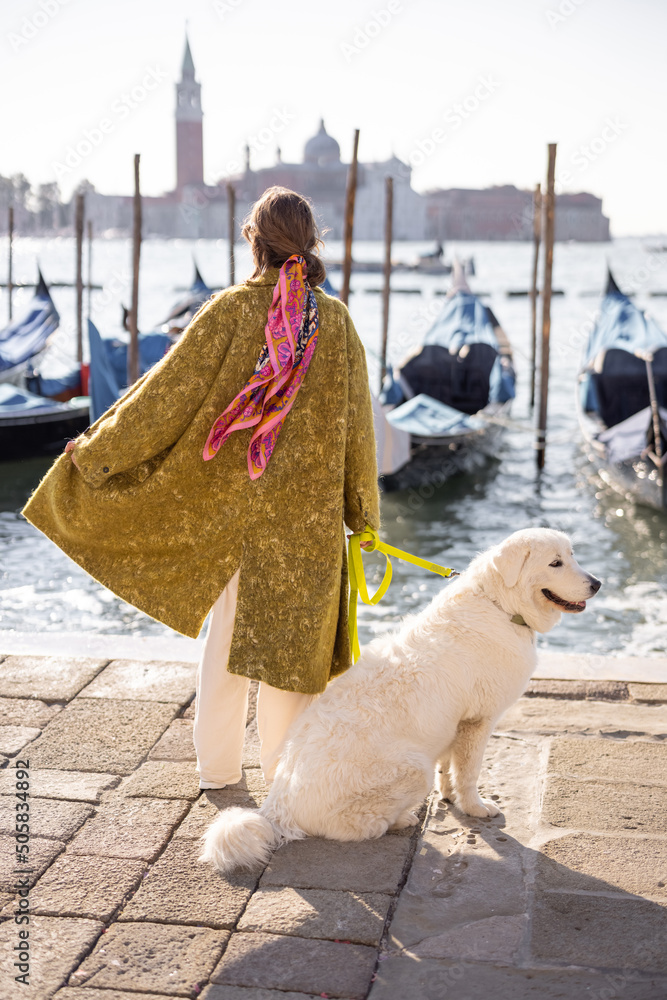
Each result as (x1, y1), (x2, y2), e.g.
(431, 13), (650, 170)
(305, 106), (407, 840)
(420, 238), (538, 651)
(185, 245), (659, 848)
(2, 0), (665, 235)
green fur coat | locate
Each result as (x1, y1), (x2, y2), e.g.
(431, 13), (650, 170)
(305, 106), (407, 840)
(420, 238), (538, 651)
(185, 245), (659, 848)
(22, 271), (380, 693)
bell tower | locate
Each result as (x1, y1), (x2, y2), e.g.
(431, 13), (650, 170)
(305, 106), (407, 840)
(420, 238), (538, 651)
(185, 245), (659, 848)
(175, 35), (204, 192)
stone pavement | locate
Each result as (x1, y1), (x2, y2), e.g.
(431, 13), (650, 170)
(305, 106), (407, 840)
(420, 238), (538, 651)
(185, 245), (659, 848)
(0, 653), (665, 999)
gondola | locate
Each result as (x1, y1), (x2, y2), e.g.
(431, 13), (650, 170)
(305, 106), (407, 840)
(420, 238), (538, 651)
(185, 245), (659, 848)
(0, 384), (89, 458)
(379, 263), (516, 491)
(577, 269), (667, 510)
(158, 263), (212, 329)
(380, 262), (516, 491)
(0, 271), (91, 458)
(88, 262), (213, 422)
(0, 269), (60, 387)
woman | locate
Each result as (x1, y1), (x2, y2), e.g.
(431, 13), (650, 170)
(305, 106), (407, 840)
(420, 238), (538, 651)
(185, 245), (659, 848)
(23, 186), (380, 790)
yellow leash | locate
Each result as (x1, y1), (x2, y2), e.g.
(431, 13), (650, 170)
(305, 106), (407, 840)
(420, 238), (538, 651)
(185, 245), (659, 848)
(347, 527), (459, 662)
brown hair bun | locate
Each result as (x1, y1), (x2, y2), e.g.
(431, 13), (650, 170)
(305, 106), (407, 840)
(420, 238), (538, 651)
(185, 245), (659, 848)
(242, 186), (327, 288)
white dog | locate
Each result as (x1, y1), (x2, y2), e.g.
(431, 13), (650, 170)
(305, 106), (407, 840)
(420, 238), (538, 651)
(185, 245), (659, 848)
(201, 528), (600, 873)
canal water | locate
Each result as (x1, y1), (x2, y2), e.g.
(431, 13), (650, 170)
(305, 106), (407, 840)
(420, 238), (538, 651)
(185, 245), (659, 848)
(1, 236), (666, 656)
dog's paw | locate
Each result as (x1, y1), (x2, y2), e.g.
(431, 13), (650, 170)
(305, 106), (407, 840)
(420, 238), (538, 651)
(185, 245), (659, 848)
(389, 809), (420, 831)
(458, 795), (500, 818)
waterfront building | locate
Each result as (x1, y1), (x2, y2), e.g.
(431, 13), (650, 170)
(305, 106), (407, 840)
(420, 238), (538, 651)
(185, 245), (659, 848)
(425, 185), (610, 242)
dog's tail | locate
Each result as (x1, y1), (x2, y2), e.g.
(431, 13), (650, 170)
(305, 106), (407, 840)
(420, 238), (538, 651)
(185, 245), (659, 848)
(199, 806), (282, 873)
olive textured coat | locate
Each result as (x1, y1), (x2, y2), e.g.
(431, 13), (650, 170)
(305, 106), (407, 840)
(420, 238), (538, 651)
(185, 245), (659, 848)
(22, 271), (380, 693)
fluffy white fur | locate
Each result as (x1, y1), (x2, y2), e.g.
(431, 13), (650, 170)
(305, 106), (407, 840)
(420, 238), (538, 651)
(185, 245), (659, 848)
(200, 528), (600, 873)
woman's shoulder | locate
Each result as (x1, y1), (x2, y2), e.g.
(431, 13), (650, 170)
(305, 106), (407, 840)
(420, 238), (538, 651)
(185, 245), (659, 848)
(200, 283), (265, 323)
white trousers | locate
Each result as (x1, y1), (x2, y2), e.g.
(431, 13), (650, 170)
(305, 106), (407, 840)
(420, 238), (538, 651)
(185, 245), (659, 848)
(193, 569), (316, 785)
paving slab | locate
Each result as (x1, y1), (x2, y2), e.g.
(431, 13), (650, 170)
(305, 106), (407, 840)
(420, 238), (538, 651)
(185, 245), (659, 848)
(247, 680), (258, 725)
(56, 990), (176, 1000)
(387, 733), (543, 959)
(210, 931), (377, 999)
(0, 833), (65, 891)
(478, 733), (544, 827)
(238, 886), (391, 946)
(499, 696), (667, 737)
(387, 822), (528, 958)
(368, 956), (667, 1000)
(81, 658), (196, 705)
(122, 760), (201, 800)
(547, 735), (667, 785)
(536, 651), (667, 684)
(260, 836), (412, 894)
(120, 838), (258, 929)
(174, 778), (267, 839)
(526, 678), (629, 700)
(149, 718), (196, 760)
(0, 914), (103, 1000)
(201, 987), (320, 1000)
(0, 767), (120, 803)
(243, 718), (261, 769)
(69, 797), (189, 862)
(0, 797), (92, 841)
(30, 854), (146, 920)
(0, 723), (41, 756)
(531, 890), (667, 973)
(27, 698), (179, 774)
(182, 698), (196, 719)
(629, 682), (667, 703)
(70, 920), (228, 997)
(543, 776), (667, 834)
(0, 655), (107, 701)
(537, 832), (667, 899)
(0, 696), (62, 727)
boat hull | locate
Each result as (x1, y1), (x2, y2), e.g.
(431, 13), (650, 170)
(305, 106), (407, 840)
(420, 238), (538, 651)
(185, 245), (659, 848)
(0, 400), (90, 460)
(380, 401), (508, 493)
(577, 400), (666, 511)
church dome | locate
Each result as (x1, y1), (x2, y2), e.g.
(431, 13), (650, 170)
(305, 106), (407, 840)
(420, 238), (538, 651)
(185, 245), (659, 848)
(304, 120), (341, 165)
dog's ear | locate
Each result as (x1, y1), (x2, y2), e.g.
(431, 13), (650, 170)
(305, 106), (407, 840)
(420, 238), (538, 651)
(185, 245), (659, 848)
(490, 538), (531, 589)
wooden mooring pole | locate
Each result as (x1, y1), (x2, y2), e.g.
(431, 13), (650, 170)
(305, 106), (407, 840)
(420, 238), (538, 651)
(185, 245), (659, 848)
(529, 182), (541, 411)
(380, 176), (393, 393)
(128, 154), (142, 386)
(75, 192), (84, 365)
(7, 205), (13, 322)
(536, 144), (557, 471)
(340, 129), (360, 307)
(86, 219), (93, 323)
(227, 183), (236, 286)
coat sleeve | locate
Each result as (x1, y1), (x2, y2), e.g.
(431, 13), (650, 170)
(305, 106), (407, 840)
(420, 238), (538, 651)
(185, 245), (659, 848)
(73, 292), (235, 488)
(343, 311), (381, 533)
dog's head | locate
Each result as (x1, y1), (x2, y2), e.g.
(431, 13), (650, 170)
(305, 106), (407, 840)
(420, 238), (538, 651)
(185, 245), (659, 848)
(471, 528), (601, 633)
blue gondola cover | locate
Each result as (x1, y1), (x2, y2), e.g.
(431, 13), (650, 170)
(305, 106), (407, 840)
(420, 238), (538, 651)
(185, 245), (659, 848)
(0, 273), (59, 371)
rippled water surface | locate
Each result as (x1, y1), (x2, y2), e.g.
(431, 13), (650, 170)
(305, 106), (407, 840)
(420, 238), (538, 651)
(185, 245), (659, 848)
(2, 236), (666, 655)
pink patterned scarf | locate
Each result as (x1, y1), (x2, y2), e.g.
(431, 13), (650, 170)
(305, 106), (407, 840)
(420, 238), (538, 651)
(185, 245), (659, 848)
(202, 254), (319, 479)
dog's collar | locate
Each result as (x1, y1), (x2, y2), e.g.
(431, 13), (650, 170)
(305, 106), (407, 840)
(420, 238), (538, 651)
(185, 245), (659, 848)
(510, 613), (532, 629)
